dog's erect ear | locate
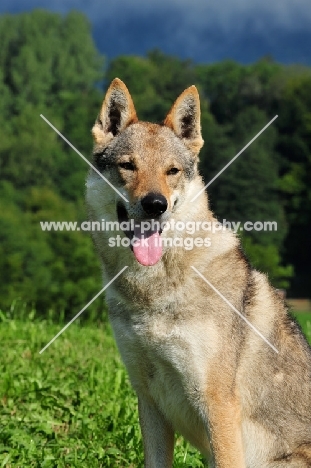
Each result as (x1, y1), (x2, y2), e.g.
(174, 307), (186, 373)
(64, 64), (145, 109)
(164, 85), (204, 156)
(92, 78), (138, 147)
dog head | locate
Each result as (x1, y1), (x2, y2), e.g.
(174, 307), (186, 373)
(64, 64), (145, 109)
(87, 78), (205, 266)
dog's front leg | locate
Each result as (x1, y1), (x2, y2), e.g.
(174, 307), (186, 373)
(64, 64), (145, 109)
(207, 390), (246, 468)
(138, 396), (174, 468)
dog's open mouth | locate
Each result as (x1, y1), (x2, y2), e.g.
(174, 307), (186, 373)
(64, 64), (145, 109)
(117, 203), (163, 267)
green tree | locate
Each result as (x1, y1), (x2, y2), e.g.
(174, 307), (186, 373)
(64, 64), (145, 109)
(0, 10), (103, 109)
(196, 59), (293, 287)
(276, 73), (311, 295)
(0, 182), (103, 316)
(0, 10), (104, 315)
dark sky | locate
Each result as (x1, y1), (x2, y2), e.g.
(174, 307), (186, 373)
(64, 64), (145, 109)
(1, 0), (311, 65)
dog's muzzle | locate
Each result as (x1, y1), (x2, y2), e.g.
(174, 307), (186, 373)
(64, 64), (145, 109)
(117, 194), (167, 267)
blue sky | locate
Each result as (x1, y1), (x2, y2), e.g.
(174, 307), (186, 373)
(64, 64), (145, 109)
(1, 0), (311, 65)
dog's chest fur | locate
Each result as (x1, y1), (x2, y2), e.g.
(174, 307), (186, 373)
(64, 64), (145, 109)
(107, 291), (218, 454)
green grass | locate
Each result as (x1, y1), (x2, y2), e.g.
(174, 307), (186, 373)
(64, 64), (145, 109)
(0, 310), (310, 467)
(292, 311), (311, 340)
(0, 310), (206, 468)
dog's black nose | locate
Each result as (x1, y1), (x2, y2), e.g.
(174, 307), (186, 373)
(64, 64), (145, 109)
(141, 193), (168, 217)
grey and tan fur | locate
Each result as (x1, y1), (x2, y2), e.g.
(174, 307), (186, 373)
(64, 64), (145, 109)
(86, 78), (311, 467)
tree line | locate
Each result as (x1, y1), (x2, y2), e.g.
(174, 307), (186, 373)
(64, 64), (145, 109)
(0, 10), (310, 316)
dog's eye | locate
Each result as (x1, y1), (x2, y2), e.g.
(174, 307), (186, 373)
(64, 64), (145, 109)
(94, 151), (108, 171)
(167, 167), (180, 175)
(119, 162), (135, 171)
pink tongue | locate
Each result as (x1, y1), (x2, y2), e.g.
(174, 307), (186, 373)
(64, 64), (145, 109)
(133, 224), (162, 266)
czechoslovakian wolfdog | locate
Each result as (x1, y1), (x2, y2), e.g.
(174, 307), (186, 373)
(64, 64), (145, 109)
(86, 78), (311, 467)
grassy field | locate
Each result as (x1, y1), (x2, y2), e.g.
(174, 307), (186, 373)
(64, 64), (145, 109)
(0, 309), (310, 468)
